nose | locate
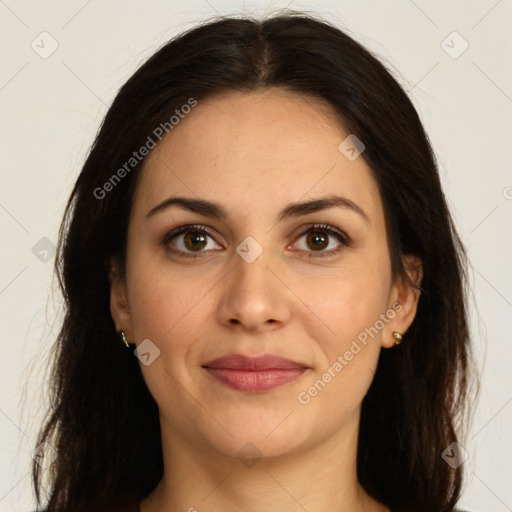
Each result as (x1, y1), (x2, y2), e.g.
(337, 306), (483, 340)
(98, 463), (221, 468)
(216, 245), (293, 333)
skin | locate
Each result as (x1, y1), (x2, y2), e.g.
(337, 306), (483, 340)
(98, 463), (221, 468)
(110, 89), (422, 512)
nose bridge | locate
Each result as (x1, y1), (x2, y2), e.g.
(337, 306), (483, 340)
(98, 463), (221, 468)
(233, 244), (272, 293)
(218, 236), (291, 329)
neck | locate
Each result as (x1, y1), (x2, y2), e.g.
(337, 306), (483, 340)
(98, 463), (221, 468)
(140, 412), (389, 512)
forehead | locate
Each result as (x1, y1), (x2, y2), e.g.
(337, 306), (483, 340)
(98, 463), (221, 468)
(134, 89), (383, 223)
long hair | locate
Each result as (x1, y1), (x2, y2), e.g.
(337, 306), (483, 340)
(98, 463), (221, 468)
(32, 12), (475, 512)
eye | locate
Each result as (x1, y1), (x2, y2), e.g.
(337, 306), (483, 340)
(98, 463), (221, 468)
(291, 224), (350, 257)
(162, 225), (222, 258)
(162, 223), (350, 260)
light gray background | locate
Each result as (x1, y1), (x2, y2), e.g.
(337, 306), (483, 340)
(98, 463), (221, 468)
(1, 1), (511, 511)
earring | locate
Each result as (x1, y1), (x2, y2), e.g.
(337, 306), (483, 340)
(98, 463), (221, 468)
(118, 330), (133, 347)
(393, 331), (403, 345)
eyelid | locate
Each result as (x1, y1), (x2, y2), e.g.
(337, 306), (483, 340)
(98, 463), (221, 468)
(162, 224), (222, 259)
(161, 222), (351, 259)
(292, 223), (349, 243)
(161, 224), (219, 245)
(288, 223), (351, 257)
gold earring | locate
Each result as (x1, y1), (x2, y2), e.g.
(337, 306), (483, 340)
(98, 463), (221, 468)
(119, 331), (133, 347)
(393, 331), (403, 345)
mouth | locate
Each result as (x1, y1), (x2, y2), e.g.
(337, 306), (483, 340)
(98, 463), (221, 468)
(202, 354), (310, 393)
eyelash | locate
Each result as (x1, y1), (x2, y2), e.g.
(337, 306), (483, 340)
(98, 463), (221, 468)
(161, 223), (351, 260)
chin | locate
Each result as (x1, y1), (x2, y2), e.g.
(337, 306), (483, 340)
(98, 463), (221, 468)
(200, 415), (317, 463)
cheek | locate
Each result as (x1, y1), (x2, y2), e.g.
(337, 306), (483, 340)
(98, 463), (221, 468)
(125, 260), (202, 406)
(301, 261), (391, 343)
(297, 281), (388, 420)
(125, 250), (218, 388)
(126, 249), (206, 340)
(297, 255), (391, 399)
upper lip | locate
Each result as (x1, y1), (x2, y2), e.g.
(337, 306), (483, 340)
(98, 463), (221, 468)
(203, 354), (309, 371)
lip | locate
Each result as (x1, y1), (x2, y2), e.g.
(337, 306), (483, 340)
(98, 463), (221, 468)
(202, 354), (310, 392)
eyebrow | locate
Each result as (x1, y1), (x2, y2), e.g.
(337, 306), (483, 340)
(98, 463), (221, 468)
(146, 194), (370, 225)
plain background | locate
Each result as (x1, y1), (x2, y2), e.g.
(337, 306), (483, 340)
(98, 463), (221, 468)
(0, 1), (511, 510)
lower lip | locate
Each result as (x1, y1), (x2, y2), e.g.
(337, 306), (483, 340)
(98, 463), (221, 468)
(204, 367), (307, 392)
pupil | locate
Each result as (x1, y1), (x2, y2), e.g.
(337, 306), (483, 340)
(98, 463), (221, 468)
(308, 231), (328, 250)
(185, 232), (206, 251)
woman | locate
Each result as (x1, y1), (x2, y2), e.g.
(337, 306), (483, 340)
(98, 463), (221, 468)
(32, 12), (476, 512)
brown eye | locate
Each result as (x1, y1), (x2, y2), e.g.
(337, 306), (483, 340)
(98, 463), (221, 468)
(162, 225), (222, 258)
(306, 230), (329, 251)
(183, 231), (208, 251)
(292, 224), (350, 257)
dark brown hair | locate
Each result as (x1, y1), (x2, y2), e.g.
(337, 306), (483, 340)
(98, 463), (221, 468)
(32, 11), (475, 512)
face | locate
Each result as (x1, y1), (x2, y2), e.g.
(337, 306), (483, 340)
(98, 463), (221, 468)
(111, 89), (420, 461)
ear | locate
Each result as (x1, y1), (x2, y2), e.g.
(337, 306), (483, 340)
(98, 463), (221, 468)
(382, 254), (423, 348)
(109, 257), (133, 339)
